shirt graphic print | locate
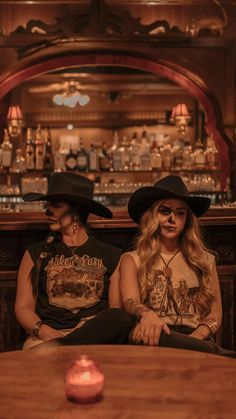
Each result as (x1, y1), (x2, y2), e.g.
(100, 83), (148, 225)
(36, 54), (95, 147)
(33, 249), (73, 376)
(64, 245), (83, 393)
(45, 253), (107, 312)
(125, 250), (215, 329)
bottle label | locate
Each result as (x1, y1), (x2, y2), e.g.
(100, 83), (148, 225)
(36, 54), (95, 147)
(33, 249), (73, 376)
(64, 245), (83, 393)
(26, 147), (35, 170)
(89, 152), (97, 171)
(77, 155), (87, 170)
(1, 150), (12, 167)
(66, 157), (77, 170)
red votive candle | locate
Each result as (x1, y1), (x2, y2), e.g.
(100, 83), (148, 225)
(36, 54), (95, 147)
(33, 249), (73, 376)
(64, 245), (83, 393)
(65, 355), (105, 403)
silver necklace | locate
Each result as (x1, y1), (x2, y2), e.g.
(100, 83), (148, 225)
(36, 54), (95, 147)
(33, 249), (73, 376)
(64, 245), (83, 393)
(159, 249), (180, 279)
(63, 243), (81, 266)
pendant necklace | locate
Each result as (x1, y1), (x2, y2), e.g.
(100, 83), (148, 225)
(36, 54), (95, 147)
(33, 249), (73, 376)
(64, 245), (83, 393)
(63, 243), (81, 267)
(63, 236), (88, 267)
(159, 249), (180, 280)
(159, 248), (181, 318)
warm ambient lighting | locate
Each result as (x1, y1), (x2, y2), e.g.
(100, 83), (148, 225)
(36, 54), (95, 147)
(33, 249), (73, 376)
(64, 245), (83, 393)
(170, 103), (191, 134)
(7, 105), (23, 138)
(53, 80), (90, 108)
(65, 355), (105, 403)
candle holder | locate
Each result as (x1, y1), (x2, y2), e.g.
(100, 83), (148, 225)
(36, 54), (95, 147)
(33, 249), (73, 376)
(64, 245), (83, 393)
(65, 355), (105, 404)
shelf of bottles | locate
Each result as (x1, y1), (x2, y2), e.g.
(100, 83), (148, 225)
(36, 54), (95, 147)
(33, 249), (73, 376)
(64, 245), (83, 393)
(0, 125), (226, 212)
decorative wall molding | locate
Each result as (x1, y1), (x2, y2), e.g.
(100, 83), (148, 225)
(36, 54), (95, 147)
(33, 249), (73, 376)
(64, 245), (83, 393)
(12, 0), (183, 37)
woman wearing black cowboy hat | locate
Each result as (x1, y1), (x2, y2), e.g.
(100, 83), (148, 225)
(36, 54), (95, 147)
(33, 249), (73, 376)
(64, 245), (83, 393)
(15, 172), (134, 349)
(119, 175), (236, 357)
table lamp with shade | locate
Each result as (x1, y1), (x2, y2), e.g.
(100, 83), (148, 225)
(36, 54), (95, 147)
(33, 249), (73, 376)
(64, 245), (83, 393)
(7, 105), (23, 138)
(170, 103), (191, 134)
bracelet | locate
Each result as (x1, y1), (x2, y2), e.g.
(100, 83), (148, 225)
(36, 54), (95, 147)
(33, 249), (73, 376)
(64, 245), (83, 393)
(32, 320), (44, 337)
(198, 319), (218, 336)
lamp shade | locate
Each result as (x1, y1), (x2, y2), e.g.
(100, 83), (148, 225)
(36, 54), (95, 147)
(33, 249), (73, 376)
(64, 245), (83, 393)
(174, 103), (191, 120)
(7, 105), (23, 120)
(170, 105), (177, 122)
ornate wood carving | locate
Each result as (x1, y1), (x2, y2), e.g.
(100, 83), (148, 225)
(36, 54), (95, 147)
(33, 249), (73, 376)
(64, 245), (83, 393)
(3, 0), (186, 58)
(13, 0), (183, 37)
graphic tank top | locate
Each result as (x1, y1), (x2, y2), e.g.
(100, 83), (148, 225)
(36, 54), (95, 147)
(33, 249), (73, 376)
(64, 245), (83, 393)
(28, 236), (122, 329)
(125, 250), (215, 329)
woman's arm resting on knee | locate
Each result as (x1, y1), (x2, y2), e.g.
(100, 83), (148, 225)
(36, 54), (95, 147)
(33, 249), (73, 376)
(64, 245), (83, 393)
(190, 263), (222, 340)
(15, 250), (63, 342)
(119, 254), (170, 346)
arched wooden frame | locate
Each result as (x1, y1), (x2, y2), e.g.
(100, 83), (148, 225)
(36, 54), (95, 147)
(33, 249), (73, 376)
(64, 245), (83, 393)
(0, 53), (228, 189)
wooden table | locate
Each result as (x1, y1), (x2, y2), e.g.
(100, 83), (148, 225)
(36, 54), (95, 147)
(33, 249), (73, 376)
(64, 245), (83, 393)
(0, 345), (235, 419)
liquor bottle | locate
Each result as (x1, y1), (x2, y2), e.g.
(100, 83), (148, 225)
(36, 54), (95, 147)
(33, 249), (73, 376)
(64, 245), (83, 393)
(161, 144), (172, 170)
(110, 131), (121, 171)
(12, 149), (26, 173)
(120, 136), (130, 171)
(129, 131), (140, 171)
(88, 143), (97, 171)
(44, 126), (53, 171)
(25, 128), (35, 171)
(1, 128), (13, 169)
(182, 138), (193, 170)
(193, 139), (206, 170)
(65, 145), (77, 171)
(205, 136), (219, 170)
(99, 142), (111, 171)
(140, 130), (151, 170)
(77, 140), (88, 172)
(53, 144), (66, 172)
(172, 138), (183, 169)
(34, 124), (45, 170)
(150, 140), (162, 170)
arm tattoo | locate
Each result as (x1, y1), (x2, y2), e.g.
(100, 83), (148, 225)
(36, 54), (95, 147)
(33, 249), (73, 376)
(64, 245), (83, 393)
(123, 298), (150, 319)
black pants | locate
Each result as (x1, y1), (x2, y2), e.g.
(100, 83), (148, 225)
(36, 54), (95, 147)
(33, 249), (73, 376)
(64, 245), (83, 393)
(158, 326), (236, 358)
(52, 308), (136, 346)
(37, 310), (236, 358)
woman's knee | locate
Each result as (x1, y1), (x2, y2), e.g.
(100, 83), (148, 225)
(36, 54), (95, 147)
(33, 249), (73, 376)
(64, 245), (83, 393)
(104, 308), (136, 330)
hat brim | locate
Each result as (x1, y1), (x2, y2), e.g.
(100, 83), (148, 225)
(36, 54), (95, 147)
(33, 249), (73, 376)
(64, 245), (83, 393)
(23, 192), (112, 219)
(128, 186), (211, 224)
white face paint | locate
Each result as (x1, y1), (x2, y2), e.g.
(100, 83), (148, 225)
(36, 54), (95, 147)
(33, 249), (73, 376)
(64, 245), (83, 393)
(158, 199), (188, 241)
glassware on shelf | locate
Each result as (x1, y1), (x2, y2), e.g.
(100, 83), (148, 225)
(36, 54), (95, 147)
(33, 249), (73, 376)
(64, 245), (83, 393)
(21, 176), (48, 195)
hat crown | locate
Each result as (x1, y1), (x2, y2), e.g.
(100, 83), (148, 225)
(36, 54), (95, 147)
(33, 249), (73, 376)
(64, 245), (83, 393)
(153, 175), (189, 197)
(47, 172), (94, 199)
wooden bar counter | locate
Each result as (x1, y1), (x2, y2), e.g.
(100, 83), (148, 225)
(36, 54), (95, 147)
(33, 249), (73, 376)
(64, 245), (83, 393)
(0, 207), (236, 352)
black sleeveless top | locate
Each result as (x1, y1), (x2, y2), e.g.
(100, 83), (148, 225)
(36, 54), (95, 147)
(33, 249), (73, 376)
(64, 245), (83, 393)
(28, 236), (122, 329)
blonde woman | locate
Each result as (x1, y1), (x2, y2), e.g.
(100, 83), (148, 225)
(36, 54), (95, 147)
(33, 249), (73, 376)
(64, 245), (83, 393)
(120, 175), (235, 357)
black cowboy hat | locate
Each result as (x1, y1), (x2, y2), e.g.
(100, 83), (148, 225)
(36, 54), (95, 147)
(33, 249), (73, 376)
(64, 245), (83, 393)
(128, 175), (211, 224)
(23, 172), (112, 219)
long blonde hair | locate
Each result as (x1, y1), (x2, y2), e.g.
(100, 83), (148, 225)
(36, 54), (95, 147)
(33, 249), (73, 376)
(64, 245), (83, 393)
(136, 200), (215, 318)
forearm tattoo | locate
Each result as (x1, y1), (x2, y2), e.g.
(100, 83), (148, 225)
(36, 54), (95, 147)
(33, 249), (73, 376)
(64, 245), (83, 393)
(123, 299), (150, 319)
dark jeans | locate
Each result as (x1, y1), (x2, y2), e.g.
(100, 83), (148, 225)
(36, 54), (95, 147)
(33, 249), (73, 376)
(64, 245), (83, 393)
(159, 326), (236, 358)
(36, 310), (236, 358)
(50, 308), (136, 346)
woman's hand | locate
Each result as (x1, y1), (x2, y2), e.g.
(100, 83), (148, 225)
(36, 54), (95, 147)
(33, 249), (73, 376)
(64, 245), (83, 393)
(38, 324), (64, 342)
(189, 325), (211, 340)
(138, 310), (170, 346)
